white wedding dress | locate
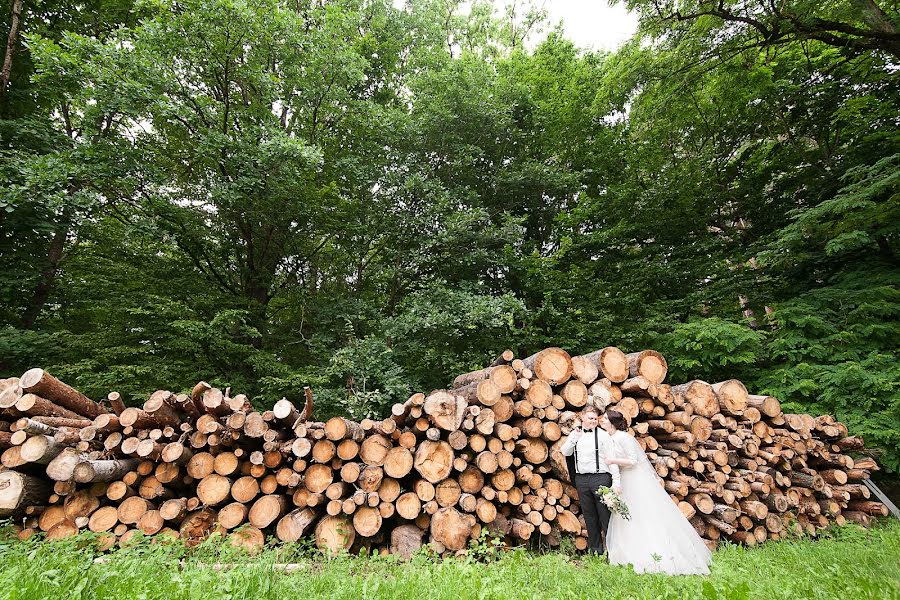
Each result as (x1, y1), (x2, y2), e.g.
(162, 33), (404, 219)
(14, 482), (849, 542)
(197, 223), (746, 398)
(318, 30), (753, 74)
(607, 430), (712, 575)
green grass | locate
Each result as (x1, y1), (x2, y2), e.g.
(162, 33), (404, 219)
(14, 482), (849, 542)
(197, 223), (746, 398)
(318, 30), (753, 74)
(0, 521), (898, 599)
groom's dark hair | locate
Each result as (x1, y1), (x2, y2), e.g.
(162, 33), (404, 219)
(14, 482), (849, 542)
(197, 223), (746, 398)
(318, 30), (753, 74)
(605, 409), (628, 431)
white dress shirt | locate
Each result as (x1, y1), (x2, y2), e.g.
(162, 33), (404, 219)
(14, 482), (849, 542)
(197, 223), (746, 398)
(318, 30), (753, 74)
(561, 428), (621, 487)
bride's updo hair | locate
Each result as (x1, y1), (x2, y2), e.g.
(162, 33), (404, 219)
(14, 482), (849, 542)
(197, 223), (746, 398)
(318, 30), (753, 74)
(605, 409), (628, 431)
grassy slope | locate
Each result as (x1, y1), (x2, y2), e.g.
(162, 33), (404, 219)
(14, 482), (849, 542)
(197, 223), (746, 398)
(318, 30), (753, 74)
(0, 522), (897, 599)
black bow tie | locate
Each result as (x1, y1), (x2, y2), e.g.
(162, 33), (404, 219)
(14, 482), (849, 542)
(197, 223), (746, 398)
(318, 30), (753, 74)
(582, 428), (595, 433)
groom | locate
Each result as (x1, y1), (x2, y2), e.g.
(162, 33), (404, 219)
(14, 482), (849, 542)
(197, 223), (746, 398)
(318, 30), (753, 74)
(561, 406), (621, 555)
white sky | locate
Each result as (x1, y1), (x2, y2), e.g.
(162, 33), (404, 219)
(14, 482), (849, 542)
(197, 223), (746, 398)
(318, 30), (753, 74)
(394, 1), (639, 52)
(541, 0), (638, 51)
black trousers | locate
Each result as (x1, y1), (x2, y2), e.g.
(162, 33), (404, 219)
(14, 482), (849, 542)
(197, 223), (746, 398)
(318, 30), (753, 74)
(575, 472), (612, 554)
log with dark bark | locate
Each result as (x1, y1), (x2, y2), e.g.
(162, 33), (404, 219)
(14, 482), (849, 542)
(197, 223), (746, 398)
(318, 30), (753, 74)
(19, 369), (106, 418)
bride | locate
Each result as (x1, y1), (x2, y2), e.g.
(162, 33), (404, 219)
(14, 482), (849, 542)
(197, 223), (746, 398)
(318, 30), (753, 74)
(601, 409), (712, 575)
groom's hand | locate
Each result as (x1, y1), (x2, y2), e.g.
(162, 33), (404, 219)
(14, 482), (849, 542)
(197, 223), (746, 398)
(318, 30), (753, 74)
(569, 428), (583, 441)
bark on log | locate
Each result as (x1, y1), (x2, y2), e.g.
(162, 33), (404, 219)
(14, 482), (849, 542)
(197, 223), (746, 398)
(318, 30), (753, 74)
(73, 458), (140, 483)
(19, 369), (106, 418)
(14, 394), (83, 420)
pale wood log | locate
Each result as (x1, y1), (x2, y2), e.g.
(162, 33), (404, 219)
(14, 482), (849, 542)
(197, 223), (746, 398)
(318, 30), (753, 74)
(324, 417), (363, 441)
(475, 408), (496, 435)
(304, 464), (334, 494)
(29, 416), (91, 429)
(620, 376), (651, 395)
(243, 412), (267, 438)
(353, 506), (383, 537)
(273, 398), (300, 425)
(360, 434), (392, 467)
(396, 492), (422, 520)
(414, 440), (454, 483)
(143, 390), (184, 423)
(846, 500), (888, 516)
(45, 519), (80, 540)
(158, 498), (188, 522)
(383, 447), (414, 479)
(671, 381), (719, 417)
(391, 393), (425, 424)
(118, 496), (153, 525)
(249, 494), (287, 528)
(358, 465), (384, 493)
(73, 458), (140, 483)
(197, 474), (232, 506)
(711, 380), (749, 415)
(525, 380), (553, 409)
(161, 441), (193, 465)
(516, 437), (549, 464)
(579, 347), (628, 383)
(570, 356), (599, 385)
(625, 350), (668, 384)
(522, 347), (573, 385)
(276, 508), (318, 541)
(11, 417), (57, 436)
(336, 439), (359, 461)
(423, 391), (468, 430)
(20, 434), (64, 464)
(119, 407), (179, 429)
(0, 471), (49, 516)
(431, 507), (476, 551)
(312, 439), (336, 464)
(489, 350), (515, 367)
(86, 506), (119, 533)
(231, 476), (260, 504)
(453, 365), (517, 394)
(588, 379), (621, 410)
(186, 452), (216, 480)
(315, 515), (355, 553)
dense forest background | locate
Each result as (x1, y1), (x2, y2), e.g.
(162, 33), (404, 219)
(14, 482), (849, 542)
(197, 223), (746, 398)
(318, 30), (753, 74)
(1, 1), (898, 471)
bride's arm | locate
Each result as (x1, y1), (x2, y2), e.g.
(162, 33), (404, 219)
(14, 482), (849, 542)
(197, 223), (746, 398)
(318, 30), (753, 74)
(606, 436), (638, 467)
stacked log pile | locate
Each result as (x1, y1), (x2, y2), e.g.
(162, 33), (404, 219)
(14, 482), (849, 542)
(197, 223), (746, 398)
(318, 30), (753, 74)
(0, 348), (888, 556)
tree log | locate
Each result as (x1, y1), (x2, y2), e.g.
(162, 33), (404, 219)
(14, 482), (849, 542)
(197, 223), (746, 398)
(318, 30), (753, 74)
(0, 471), (49, 516)
(522, 347), (573, 385)
(19, 369), (106, 418)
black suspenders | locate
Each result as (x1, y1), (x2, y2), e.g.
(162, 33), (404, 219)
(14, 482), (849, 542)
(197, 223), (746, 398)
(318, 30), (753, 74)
(573, 430), (602, 474)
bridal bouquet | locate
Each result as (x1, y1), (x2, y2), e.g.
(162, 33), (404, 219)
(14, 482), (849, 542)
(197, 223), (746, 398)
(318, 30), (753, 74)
(595, 485), (631, 520)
